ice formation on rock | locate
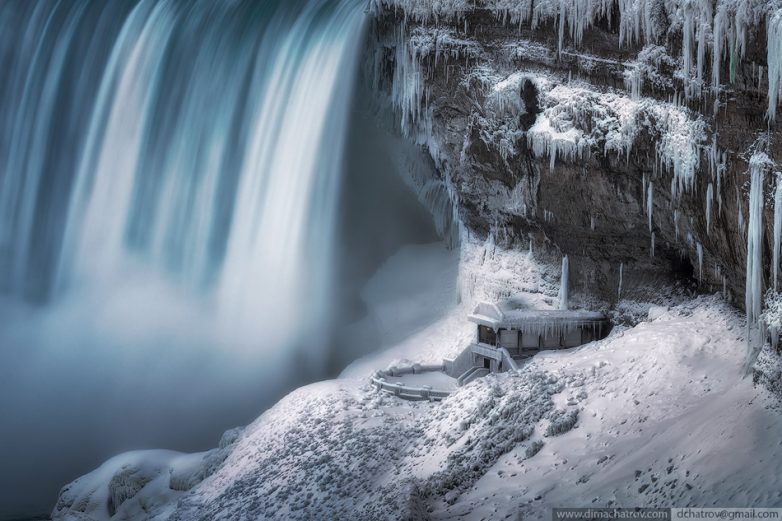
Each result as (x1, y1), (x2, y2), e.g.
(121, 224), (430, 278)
(653, 105), (706, 198)
(369, 0), (472, 23)
(774, 173), (782, 291)
(706, 182), (713, 235)
(768, 9), (782, 120)
(647, 181), (654, 232)
(391, 28), (481, 139)
(558, 255), (569, 310)
(526, 79), (706, 184)
(378, 0), (778, 119)
(745, 152), (770, 363)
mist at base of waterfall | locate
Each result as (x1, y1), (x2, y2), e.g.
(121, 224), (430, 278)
(0, 95), (442, 521)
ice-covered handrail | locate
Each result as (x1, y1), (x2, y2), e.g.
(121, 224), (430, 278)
(370, 363), (453, 401)
(497, 347), (519, 371)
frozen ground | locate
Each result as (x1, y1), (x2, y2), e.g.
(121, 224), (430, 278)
(51, 241), (782, 520)
(388, 371), (458, 391)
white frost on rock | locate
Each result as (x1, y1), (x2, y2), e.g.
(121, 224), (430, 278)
(525, 79), (706, 191)
(624, 45), (677, 99)
(527, 82), (638, 169)
(368, 0), (473, 23)
(648, 101), (706, 197)
(391, 27), (482, 139)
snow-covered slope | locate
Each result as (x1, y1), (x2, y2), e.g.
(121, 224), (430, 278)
(442, 297), (782, 519)
(52, 266), (782, 521)
(51, 428), (243, 521)
(163, 296), (781, 521)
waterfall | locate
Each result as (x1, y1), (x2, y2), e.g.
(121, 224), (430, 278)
(0, 0), (365, 351)
(0, 1), (368, 515)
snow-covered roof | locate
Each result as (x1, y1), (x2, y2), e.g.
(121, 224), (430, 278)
(468, 302), (608, 330)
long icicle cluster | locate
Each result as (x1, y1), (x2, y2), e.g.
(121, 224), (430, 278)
(768, 9), (782, 121)
(745, 152), (768, 367)
(774, 172), (782, 290)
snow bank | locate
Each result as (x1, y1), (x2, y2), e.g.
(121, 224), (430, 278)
(50, 262), (782, 521)
(439, 296), (782, 519)
(51, 427), (242, 521)
(162, 295), (782, 521)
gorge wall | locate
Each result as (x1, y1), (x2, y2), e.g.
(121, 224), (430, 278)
(367, 0), (782, 313)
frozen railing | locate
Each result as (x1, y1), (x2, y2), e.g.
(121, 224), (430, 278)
(497, 347), (519, 371)
(370, 363), (452, 401)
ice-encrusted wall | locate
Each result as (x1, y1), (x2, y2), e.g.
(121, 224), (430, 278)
(368, 0), (782, 323)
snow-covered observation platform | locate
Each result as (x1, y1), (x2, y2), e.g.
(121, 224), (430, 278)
(372, 302), (611, 400)
(443, 302), (611, 380)
(371, 363), (456, 401)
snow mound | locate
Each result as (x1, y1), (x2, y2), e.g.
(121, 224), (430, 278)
(52, 293), (782, 521)
(51, 429), (242, 521)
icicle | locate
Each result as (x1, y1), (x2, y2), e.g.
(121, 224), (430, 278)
(682, 2), (694, 97)
(774, 172), (782, 290)
(618, 262), (623, 300)
(711, 3), (726, 112)
(737, 186), (745, 234)
(697, 242), (703, 281)
(557, 0), (566, 56)
(558, 255), (569, 311)
(709, 137), (718, 180)
(674, 208), (680, 241)
(650, 231), (655, 257)
(745, 153), (768, 364)
(646, 181), (654, 232)
(706, 182), (713, 235)
(717, 152), (724, 215)
(768, 10), (782, 121)
(590, 216), (595, 231)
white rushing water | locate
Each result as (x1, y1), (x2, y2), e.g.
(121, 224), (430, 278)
(0, 0), (366, 516)
(1, 0), (365, 351)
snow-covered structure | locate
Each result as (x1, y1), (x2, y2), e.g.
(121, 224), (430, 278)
(462, 302), (610, 374)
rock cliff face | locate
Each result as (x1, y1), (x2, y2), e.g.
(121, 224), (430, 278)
(367, 0), (782, 309)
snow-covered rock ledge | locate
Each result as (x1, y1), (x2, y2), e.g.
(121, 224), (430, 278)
(368, 0), (782, 314)
(51, 293), (782, 520)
